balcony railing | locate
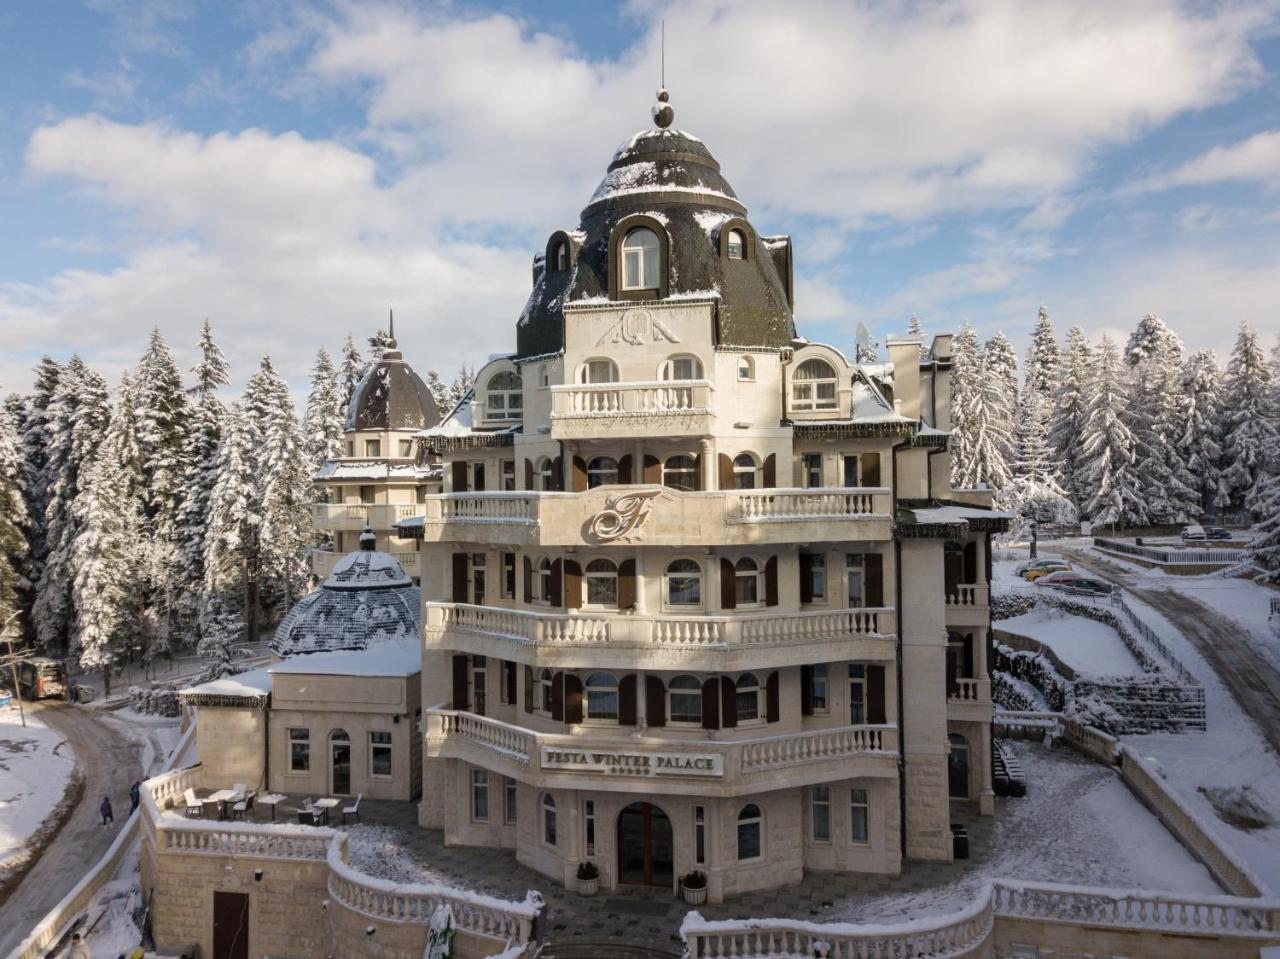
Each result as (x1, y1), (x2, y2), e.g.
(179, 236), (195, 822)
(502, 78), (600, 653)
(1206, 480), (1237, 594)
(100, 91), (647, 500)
(311, 502), (424, 530)
(946, 583), (988, 607)
(425, 707), (897, 787)
(948, 677), (985, 703)
(549, 380), (713, 438)
(731, 488), (882, 522)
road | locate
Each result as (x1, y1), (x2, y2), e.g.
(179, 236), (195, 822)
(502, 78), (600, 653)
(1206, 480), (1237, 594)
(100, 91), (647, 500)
(1060, 546), (1280, 755)
(0, 701), (144, 957)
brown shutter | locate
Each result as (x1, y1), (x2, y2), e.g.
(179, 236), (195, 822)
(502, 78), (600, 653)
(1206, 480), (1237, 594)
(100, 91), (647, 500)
(800, 665), (813, 716)
(763, 453), (776, 488)
(962, 634), (974, 678)
(766, 670), (780, 723)
(701, 679), (720, 730)
(645, 676), (666, 727)
(643, 455), (661, 483)
(551, 672), (564, 721)
(799, 554), (814, 604)
(549, 558), (563, 606)
(720, 676), (737, 728)
(563, 560), (582, 610)
(572, 456), (588, 493)
(861, 452), (880, 487)
(964, 542), (978, 584)
(867, 665), (886, 724)
(452, 460), (469, 492)
(524, 459), (534, 490)
(765, 556), (778, 607)
(618, 558), (637, 610)
(452, 553), (469, 603)
(864, 553), (884, 607)
(564, 674), (583, 724)
(523, 666), (534, 714)
(452, 655), (469, 709)
(720, 557), (737, 610)
(618, 674), (637, 726)
(618, 454), (633, 484)
(505, 660), (517, 705)
(523, 556), (532, 602)
(693, 453), (703, 491)
(551, 456), (564, 491)
(719, 453), (733, 490)
(984, 534), (993, 584)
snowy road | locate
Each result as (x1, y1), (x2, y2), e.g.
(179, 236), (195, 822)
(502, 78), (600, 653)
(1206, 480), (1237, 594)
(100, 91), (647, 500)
(0, 702), (143, 957)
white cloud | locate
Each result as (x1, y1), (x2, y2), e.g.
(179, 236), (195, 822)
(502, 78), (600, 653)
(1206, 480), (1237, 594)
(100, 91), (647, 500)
(1130, 129), (1280, 193)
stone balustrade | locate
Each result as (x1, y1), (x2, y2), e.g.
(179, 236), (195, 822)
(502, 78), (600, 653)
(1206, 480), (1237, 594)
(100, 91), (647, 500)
(550, 380), (714, 438)
(738, 725), (895, 771)
(311, 502), (424, 530)
(946, 583), (988, 607)
(429, 709), (535, 764)
(948, 678), (983, 703)
(729, 488), (885, 522)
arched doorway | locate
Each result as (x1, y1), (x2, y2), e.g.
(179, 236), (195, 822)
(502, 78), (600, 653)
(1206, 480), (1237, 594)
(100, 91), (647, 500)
(948, 732), (970, 799)
(330, 729), (351, 795)
(617, 802), (674, 886)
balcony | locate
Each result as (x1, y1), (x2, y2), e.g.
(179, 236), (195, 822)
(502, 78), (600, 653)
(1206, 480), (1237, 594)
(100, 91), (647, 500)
(312, 502), (424, 531)
(424, 707), (898, 796)
(426, 602), (896, 670)
(410, 487), (893, 548)
(549, 380), (714, 440)
(311, 547), (419, 579)
(945, 582), (990, 627)
(947, 676), (993, 722)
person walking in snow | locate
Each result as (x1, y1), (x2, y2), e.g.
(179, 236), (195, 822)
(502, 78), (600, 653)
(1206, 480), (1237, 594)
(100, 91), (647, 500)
(129, 781), (141, 813)
(100, 795), (113, 826)
(66, 932), (90, 958)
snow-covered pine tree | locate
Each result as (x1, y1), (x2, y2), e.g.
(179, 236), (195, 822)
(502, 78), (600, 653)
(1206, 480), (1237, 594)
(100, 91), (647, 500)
(907, 315), (925, 338)
(949, 323), (981, 487)
(1081, 336), (1144, 530)
(971, 332), (1018, 490)
(203, 401), (262, 649)
(1024, 307), (1061, 397)
(1049, 327), (1093, 512)
(425, 364), (478, 417)
(1220, 322), (1278, 515)
(132, 328), (191, 540)
(0, 403), (28, 623)
(302, 348), (345, 474)
(338, 334), (363, 409)
(33, 359), (110, 654)
(1180, 350), (1229, 516)
(366, 327), (393, 364)
(190, 319), (230, 399)
(998, 385), (1075, 535)
(17, 358), (62, 615)
(260, 391), (312, 616)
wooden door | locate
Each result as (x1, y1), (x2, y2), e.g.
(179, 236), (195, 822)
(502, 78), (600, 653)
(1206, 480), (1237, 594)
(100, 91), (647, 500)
(213, 891), (249, 959)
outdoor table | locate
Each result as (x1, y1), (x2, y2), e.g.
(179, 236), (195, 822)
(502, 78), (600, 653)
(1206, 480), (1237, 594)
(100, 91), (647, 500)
(258, 792), (287, 821)
(207, 789), (239, 820)
(313, 797), (341, 825)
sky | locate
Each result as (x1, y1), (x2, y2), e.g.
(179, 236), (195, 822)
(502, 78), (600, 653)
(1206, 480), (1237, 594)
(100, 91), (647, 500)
(2, 0), (1280, 398)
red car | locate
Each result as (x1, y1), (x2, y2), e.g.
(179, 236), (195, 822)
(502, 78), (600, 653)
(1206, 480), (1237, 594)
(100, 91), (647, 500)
(1034, 570), (1086, 589)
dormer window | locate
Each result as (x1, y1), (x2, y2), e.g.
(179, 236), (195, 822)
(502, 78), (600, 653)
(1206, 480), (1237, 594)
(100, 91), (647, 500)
(792, 358), (839, 411)
(621, 227), (660, 290)
(485, 371), (523, 421)
(727, 229), (746, 260)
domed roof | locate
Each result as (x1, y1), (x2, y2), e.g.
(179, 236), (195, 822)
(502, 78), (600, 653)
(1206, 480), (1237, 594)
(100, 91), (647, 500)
(270, 534), (421, 656)
(516, 90), (795, 358)
(346, 320), (441, 432)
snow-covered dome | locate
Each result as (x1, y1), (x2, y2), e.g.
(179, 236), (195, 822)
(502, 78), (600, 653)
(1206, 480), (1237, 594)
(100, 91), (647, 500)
(271, 531), (421, 656)
(345, 322), (441, 432)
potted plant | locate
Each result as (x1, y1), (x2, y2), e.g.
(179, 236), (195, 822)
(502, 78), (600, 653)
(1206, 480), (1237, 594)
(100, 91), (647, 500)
(681, 870), (708, 905)
(575, 861), (600, 897)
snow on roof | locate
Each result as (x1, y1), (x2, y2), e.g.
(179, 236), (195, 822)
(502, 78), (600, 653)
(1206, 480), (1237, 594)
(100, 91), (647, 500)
(909, 505), (1013, 524)
(314, 460), (438, 482)
(419, 388), (475, 438)
(182, 666), (273, 700)
(269, 636), (420, 678)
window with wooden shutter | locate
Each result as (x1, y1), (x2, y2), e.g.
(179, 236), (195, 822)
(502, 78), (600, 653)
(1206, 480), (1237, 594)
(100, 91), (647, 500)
(564, 674), (583, 724)
(452, 655), (469, 709)
(618, 558), (636, 610)
(618, 454), (633, 484)
(572, 456), (588, 492)
(452, 460), (469, 492)
(766, 671), (780, 723)
(524, 459), (534, 490)
(549, 558), (563, 606)
(864, 553), (884, 607)
(523, 666), (534, 714)
(645, 676), (666, 727)
(504, 660), (517, 704)
(618, 675), (637, 726)
(693, 453), (703, 490)
(867, 665), (886, 724)
(523, 556), (532, 603)
(551, 672), (565, 721)
(962, 634), (974, 677)
(861, 451), (880, 487)
(718, 453), (733, 490)
(452, 553), (469, 603)
(563, 560), (582, 609)
(964, 541), (978, 583)
(763, 453), (776, 488)
(720, 558), (736, 610)
(720, 676), (737, 728)
(800, 664), (813, 716)
(765, 556), (778, 606)
(702, 678), (721, 730)
(550, 456), (563, 491)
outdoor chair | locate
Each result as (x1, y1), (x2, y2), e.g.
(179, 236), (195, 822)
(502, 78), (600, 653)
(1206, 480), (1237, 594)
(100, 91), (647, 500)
(183, 788), (202, 818)
(296, 808), (318, 826)
(342, 794), (362, 823)
(232, 782), (247, 800)
(232, 791), (256, 820)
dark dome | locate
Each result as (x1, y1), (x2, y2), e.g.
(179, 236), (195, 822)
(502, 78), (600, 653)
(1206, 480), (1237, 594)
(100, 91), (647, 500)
(516, 98), (796, 358)
(345, 336), (441, 432)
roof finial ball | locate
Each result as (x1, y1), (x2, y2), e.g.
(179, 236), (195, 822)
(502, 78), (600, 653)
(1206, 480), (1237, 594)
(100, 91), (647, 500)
(652, 88), (674, 130)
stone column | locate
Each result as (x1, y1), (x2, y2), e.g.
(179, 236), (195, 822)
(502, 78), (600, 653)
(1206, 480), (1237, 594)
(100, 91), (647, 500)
(978, 721), (995, 816)
(701, 438), (715, 490)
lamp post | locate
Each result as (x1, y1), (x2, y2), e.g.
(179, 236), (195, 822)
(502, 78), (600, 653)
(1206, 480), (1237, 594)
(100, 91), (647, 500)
(2, 612), (27, 728)
(1030, 520), (1038, 561)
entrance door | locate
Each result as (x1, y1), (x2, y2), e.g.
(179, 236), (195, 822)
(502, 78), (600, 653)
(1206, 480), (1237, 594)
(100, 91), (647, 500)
(331, 730), (352, 795)
(212, 891), (249, 959)
(948, 733), (970, 799)
(617, 802), (674, 886)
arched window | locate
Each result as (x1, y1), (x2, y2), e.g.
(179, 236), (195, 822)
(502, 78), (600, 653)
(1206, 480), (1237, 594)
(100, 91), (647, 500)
(330, 728), (350, 742)
(535, 558), (552, 604)
(542, 793), (557, 846)
(535, 457), (555, 491)
(735, 672), (763, 723)
(554, 241), (568, 272)
(737, 355), (755, 381)
(486, 371), (523, 421)
(737, 803), (763, 860)
(735, 557), (764, 606)
(537, 669), (554, 713)
(727, 229), (746, 260)
(621, 227), (660, 290)
(733, 452), (760, 490)
(587, 456), (619, 488)
(659, 355), (703, 381)
(666, 558), (702, 607)
(585, 558), (618, 607)
(792, 358), (838, 411)
(585, 673), (619, 721)
(580, 358), (619, 384)
(663, 454), (698, 491)
(667, 675), (702, 724)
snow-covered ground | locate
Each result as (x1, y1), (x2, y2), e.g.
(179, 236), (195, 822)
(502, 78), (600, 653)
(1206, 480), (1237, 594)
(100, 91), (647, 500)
(998, 606), (1141, 676)
(95, 707), (183, 777)
(0, 704), (76, 866)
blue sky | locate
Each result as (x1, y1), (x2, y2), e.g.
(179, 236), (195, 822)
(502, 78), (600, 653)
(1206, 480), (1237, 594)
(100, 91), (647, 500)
(2, 0), (1280, 395)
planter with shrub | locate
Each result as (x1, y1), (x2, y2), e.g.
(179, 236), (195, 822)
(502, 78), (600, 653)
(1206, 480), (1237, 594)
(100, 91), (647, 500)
(680, 871), (708, 905)
(575, 861), (600, 897)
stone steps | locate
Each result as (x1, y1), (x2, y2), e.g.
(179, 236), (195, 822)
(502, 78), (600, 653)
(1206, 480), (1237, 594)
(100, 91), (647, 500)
(540, 941), (683, 959)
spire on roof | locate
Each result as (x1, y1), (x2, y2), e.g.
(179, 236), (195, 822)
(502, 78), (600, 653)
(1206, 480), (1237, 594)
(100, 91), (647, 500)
(653, 88), (673, 130)
(388, 307), (397, 348)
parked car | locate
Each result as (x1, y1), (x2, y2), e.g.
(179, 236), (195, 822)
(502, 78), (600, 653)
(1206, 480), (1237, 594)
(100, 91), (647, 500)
(1181, 524), (1206, 541)
(1034, 570), (1085, 588)
(1068, 578), (1113, 596)
(1014, 558), (1065, 577)
(1204, 527), (1232, 540)
(1024, 563), (1071, 581)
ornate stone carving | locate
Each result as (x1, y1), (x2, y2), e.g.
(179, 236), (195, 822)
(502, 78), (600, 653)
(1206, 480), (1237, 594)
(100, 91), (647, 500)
(596, 308), (680, 347)
(588, 488), (663, 542)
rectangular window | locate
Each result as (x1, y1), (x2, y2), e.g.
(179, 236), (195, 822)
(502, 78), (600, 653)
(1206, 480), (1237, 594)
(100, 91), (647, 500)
(370, 731), (393, 778)
(583, 799), (596, 858)
(501, 460), (516, 491)
(472, 655), (487, 714)
(471, 552), (486, 607)
(501, 552), (516, 599)
(693, 806), (706, 866)
(810, 786), (831, 843)
(849, 664), (866, 725)
(472, 462), (486, 491)
(842, 454), (860, 487)
(289, 728), (310, 772)
(471, 769), (489, 822)
(399, 439), (414, 457)
(359, 485), (376, 504)
(810, 663), (829, 713)
(851, 788), (869, 844)
(802, 453), (822, 488)
(345, 440), (354, 457)
(504, 777), (518, 824)
(846, 553), (865, 606)
(364, 439), (381, 457)
(802, 552), (827, 603)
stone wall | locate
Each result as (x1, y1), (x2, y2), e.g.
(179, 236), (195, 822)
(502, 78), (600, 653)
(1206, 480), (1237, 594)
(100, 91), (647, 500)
(993, 917), (1272, 958)
(195, 705), (267, 791)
